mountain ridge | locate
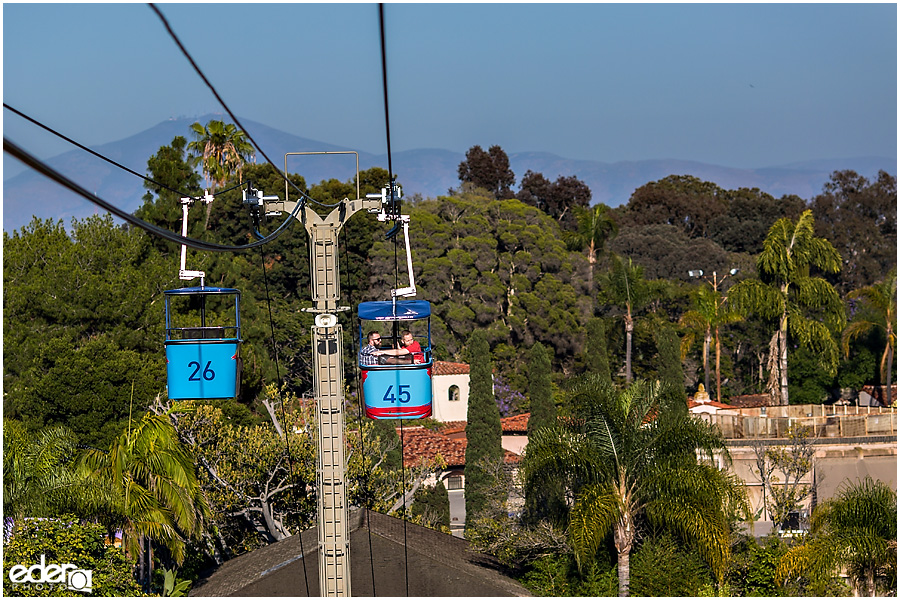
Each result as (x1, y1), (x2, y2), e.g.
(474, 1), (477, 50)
(3, 114), (895, 232)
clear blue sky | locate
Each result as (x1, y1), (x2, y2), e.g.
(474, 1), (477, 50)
(3, 2), (897, 179)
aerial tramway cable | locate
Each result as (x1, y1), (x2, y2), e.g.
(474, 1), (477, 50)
(377, 4), (412, 596)
(2, 103), (234, 201)
(3, 138), (304, 252)
(148, 3), (341, 212)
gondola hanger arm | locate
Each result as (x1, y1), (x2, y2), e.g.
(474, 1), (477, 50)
(178, 192), (214, 285)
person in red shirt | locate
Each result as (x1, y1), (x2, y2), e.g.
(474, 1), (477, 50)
(375, 330), (424, 364)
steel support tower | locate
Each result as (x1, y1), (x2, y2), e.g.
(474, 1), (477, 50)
(264, 191), (380, 597)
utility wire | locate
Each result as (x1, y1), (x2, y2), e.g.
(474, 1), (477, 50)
(3, 138), (300, 252)
(148, 3), (341, 210)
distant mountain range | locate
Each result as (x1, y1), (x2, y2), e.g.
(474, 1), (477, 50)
(3, 114), (895, 233)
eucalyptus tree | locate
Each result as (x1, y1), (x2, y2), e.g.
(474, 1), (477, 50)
(842, 268), (896, 407)
(728, 210), (844, 405)
(521, 377), (748, 596)
(811, 169), (897, 295)
(600, 255), (650, 384)
(777, 477), (897, 596)
(457, 144), (516, 200)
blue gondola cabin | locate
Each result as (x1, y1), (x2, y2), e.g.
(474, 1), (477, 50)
(358, 300), (433, 419)
(164, 287), (242, 400)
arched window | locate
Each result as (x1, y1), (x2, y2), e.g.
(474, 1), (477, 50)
(448, 385), (460, 402)
(444, 472), (464, 490)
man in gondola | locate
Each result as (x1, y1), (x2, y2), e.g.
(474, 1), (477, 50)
(359, 330), (383, 366)
(374, 330), (423, 364)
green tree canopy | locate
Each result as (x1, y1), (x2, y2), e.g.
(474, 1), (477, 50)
(811, 170), (897, 295)
(3, 216), (172, 446)
(367, 190), (590, 388)
(3, 517), (143, 597)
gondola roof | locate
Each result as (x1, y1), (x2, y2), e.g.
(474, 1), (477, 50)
(358, 300), (431, 321)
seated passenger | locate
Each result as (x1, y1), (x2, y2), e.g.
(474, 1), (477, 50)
(374, 330), (424, 364)
(359, 331), (383, 366)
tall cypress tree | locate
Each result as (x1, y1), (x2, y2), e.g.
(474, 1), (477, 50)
(656, 324), (687, 413)
(523, 341), (566, 525)
(585, 317), (612, 384)
(464, 329), (502, 523)
(527, 342), (555, 437)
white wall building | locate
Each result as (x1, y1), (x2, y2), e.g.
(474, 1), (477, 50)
(431, 361), (470, 422)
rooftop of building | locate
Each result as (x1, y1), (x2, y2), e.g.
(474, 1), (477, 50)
(433, 361), (470, 376)
(190, 509), (530, 596)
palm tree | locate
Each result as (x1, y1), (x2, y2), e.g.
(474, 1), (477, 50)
(3, 420), (92, 522)
(187, 119), (255, 228)
(680, 284), (743, 403)
(728, 210), (844, 404)
(78, 412), (209, 573)
(521, 376), (748, 596)
(843, 268), (896, 407)
(565, 204), (618, 292)
(777, 477), (897, 596)
(601, 255), (650, 384)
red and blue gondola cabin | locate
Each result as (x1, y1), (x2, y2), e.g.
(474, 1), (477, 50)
(358, 300), (433, 419)
(164, 287), (241, 400)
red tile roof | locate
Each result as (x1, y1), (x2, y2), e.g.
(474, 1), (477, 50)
(398, 426), (466, 468)
(433, 361), (470, 376)
(501, 413), (529, 433)
(438, 421), (467, 433)
(397, 425), (523, 468)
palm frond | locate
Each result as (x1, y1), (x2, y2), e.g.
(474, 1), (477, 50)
(569, 482), (622, 571)
(643, 463), (745, 582)
(728, 279), (784, 321)
(786, 311), (840, 376)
